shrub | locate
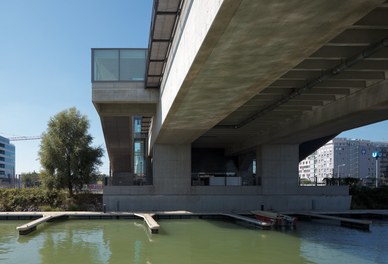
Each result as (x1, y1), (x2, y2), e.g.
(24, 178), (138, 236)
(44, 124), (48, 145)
(0, 188), (102, 212)
(350, 186), (388, 209)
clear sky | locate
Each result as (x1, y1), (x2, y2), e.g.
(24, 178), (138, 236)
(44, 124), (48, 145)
(0, 0), (152, 174)
(1, 0), (387, 175)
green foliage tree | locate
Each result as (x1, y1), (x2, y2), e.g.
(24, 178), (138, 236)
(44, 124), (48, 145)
(20, 171), (40, 188)
(39, 107), (103, 196)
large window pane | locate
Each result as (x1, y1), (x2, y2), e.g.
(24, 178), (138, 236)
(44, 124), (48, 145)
(134, 116), (142, 133)
(93, 50), (119, 81)
(134, 140), (145, 174)
(119, 50), (146, 81)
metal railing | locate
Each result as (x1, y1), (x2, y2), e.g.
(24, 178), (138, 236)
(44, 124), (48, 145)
(191, 172), (258, 186)
(105, 173), (153, 187)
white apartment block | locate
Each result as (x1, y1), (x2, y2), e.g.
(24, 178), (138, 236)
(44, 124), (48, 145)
(299, 138), (388, 183)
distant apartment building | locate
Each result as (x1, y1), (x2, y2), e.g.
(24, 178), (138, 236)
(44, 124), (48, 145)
(374, 142), (388, 179)
(299, 138), (388, 183)
(0, 136), (15, 186)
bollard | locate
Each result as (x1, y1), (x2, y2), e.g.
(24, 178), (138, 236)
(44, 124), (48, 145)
(103, 204), (106, 213)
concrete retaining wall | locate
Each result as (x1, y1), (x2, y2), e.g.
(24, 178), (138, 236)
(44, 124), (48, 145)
(103, 193), (351, 212)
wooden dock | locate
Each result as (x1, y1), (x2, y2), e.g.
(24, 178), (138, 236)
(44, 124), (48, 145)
(298, 212), (372, 231)
(134, 213), (160, 233)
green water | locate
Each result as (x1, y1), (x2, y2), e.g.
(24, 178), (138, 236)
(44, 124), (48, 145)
(0, 219), (387, 264)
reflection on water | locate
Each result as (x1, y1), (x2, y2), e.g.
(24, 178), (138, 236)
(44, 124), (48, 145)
(296, 220), (388, 264)
(0, 219), (387, 264)
(38, 221), (111, 264)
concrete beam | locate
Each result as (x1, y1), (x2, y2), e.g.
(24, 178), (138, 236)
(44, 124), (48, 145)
(97, 103), (156, 117)
(92, 82), (158, 104)
(228, 78), (388, 154)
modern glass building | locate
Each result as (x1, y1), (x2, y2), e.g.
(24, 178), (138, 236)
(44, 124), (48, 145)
(0, 136), (15, 186)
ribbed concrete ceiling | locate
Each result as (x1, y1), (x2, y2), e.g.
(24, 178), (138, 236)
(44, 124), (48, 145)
(191, 2), (388, 151)
(153, 0), (387, 148)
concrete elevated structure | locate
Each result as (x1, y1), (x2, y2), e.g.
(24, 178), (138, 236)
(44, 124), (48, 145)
(92, 0), (388, 212)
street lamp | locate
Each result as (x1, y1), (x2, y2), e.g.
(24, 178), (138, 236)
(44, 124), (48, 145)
(372, 151), (382, 188)
(337, 164), (345, 186)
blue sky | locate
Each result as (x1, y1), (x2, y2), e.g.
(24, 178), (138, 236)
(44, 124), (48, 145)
(0, 0), (152, 174)
(1, 0), (387, 174)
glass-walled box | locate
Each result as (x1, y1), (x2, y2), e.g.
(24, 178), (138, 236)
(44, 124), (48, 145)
(92, 49), (147, 82)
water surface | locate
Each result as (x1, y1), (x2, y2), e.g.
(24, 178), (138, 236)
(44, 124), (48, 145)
(0, 218), (387, 264)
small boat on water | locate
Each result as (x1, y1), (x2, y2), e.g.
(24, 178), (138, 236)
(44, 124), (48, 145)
(251, 210), (297, 228)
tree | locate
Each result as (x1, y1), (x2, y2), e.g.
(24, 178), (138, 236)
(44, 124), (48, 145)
(39, 108), (103, 196)
(21, 171), (40, 188)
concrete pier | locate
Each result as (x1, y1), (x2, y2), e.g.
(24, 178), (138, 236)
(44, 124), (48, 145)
(3, 210), (383, 235)
(134, 213), (160, 234)
(298, 212), (372, 231)
(220, 213), (272, 229)
(16, 213), (66, 235)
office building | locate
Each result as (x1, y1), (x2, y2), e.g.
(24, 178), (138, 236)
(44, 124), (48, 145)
(299, 138), (388, 184)
(0, 136), (15, 186)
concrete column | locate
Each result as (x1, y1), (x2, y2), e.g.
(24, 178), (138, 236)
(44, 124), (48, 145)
(258, 144), (299, 195)
(145, 156), (153, 185)
(152, 144), (191, 194)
